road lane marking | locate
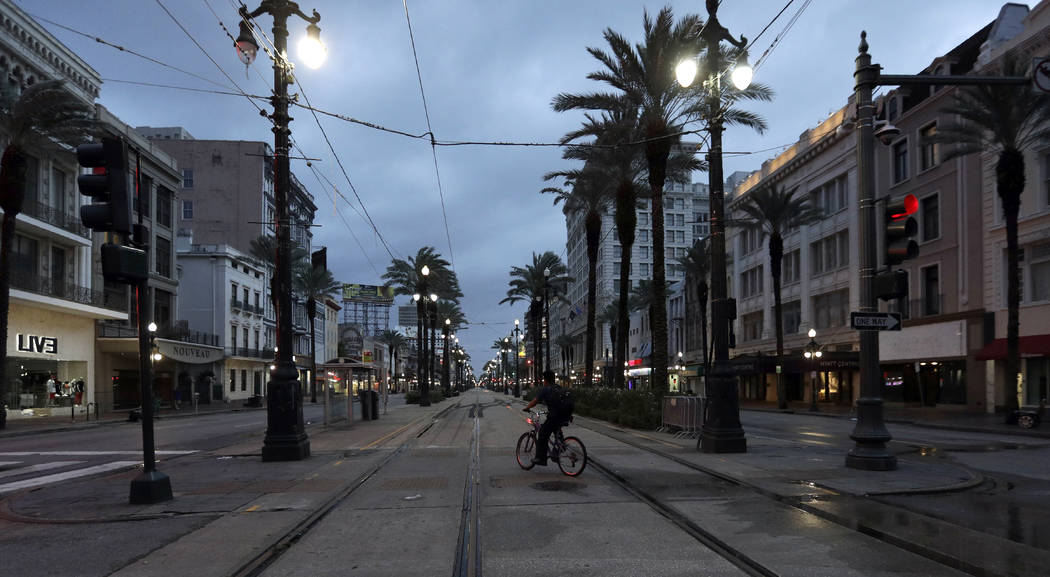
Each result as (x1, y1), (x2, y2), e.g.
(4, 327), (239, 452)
(0, 451), (196, 456)
(0, 461), (83, 480)
(244, 505), (261, 512)
(0, 461), (140, 495)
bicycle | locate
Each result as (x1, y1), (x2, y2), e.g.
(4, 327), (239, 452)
(515, 409), (587, 476)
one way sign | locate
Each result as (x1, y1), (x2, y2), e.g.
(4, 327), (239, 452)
(850, 312), (902, 331)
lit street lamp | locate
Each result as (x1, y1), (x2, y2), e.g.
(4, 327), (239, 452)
(677, 0), (751, 453)
(236, 0), (325, 462)
(803, 329), (823, 412)
(513, 319), (521, 397)
(543, 267), (551, 373)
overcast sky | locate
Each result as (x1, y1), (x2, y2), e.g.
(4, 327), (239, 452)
(22, 0), (1012, 373)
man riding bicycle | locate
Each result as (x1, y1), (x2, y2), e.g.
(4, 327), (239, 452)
(522, 370), (571, 466)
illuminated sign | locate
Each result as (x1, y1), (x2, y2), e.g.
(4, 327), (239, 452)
(627, 358), (643, 367)
(342, 284), (395, 302)
(16, 334), (58, 355)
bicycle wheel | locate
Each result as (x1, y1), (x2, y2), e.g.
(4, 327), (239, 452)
(516, 431), (537, 470)
(557, 436), (587, 476)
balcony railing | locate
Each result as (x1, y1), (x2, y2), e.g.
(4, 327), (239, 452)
(10, 269), (125, 311)
(231, 298), (243, 310)
(225, 346), (271, 359)
(18, 198), (91, 238)
(97, 322), (221, 347)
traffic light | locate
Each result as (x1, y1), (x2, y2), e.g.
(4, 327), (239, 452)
(884, 194), (919, 266)
(77, 137), (131, 235)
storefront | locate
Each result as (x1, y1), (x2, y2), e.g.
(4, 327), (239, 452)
(95, 336), (222, 411)
(4, 307), (97, 418)
(975, 334), (1050, 408)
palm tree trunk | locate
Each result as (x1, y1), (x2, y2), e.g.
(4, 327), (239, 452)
(1000, 149), (1023, 416)
(698, 282), (709, 394)
(0, 146), (28, 430)
(770, 234), (787, 410)
(617, 246), (631, 389)
(309, 313), (317, 404)
(585, 210), (600, 388)
(442, 326), (450, 395)
(647, 142), (670, 394)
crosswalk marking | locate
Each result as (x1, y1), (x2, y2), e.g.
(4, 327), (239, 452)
(0, 451), (196, 457)
(0, 461), (83, 480)
(0, 461), (140, 495)
(0, 461), (21, 467)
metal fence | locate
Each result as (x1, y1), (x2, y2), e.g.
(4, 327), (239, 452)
(659, 395), (705, 438)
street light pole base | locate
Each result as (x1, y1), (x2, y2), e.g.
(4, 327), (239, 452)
(129, 470), (172, 504)
(845, 449), (897, 471)
(262, 435), (311, 462)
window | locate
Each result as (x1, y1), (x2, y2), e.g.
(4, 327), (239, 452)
(639, 212), (649, 225)
(811, 174), (848, 214)
(156, 187), (173, 228)
(182, 169), (194, 188)
(155, 237), (171, 278)
(154, 290), (172, 329)
(230, 324), (238, 348)
(182, 200), (193, 220)
(742, 311), (763, 342)
(640, 263), (650, 277)
(50, 167), (67, 215)
(22, 154), (39, 205)
(254, 330), (260, 350)
(676, 214), (685, 226)
(922, 194), (939, 242)
(241, 370), (247, 391)
(243, 327), (249, 353)
(813, 289), (849, 329)
(243, 287), (250, 304)
(1027, 243), (1050, 303)
(781, 300), (801, 335)
(639, 230), (649, 242)
(893, 140), (908, 184)
(229, 369), (236, 392)
(139, 175), (152, 216)
(810, 231), (849, 274)
(922, 265), (940, 316)
(782, 250), (800, 284)
(741, 266), (763, 298)
(254, 292), (261, 309)
(920, 123), (938, 171)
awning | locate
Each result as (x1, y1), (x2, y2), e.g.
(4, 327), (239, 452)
(975, 335), (1050, 361)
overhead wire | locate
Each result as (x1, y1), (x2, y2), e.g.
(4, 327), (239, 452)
(402, 0), (456, 271)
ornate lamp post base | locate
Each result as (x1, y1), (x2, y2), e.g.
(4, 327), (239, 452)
(129, 470), (172, 504)
(698, 374), (747, 453)
(845, 398), (897, 470)
(262, 363), (311, 462)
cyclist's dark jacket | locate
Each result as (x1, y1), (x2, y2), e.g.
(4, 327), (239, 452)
(536, 385), (570, 425)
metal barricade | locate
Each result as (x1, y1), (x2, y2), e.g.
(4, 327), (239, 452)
(660, 396), (705, 438)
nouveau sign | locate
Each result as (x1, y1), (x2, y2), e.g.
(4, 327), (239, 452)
(157, 341), (222, 364)
(16, 334), (58, 355)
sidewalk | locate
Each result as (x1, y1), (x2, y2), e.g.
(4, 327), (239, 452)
(0, 400), (265, 438)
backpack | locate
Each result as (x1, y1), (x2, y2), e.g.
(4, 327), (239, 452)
(548, 385), (575, 417)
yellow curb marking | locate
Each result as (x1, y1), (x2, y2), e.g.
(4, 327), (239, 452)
(332, 460), (343, 466)
(244, 505), (260, 512)
(362, 421), (417, 450)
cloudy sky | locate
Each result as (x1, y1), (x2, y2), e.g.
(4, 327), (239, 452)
(21, 0), (1012, 372)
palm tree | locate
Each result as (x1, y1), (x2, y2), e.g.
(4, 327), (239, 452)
(677, 237), (711, 383)
(377, 329), (409, 393)
(554, 333), (577, 380)
(729, 185), (822, 409)
(0, 80), (96, 429)
(543, 166), (612, 388)
(500, 251), (572, 376)
(435, 300), (466, 395)
(293, 263), (340, 403)
(596, 300), (620, 386)
(249, 234), (308, 311)
(383, 247), (461, 406)
(936, 54), (1050, 417)
(554, 6), (771, 394)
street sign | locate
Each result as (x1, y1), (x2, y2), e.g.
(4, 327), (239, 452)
(851, 312), (901, 331)
(1035, 57), (1050, 94)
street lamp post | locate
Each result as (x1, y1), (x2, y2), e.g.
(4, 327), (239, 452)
(412, 265), (431, 406)
(513, 319), (522, 397)
(543, 267), (551, 373)
(235, 0), (325, 461)
(803, 329), (823, 412)
(678, 0), (751, 453)
(442, 318), (451, 396)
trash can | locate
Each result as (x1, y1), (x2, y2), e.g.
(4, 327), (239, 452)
(369, 390), (379, 419)
(359, 390), (371, 421)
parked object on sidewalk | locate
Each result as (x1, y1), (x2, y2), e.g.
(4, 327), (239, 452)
(243, 395), (263, 408)
(1008, 399), (1046, 429)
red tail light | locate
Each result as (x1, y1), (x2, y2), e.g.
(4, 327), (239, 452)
(526, 418), (533, 425)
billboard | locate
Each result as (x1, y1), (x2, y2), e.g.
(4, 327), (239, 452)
(342, 283), (395, 302)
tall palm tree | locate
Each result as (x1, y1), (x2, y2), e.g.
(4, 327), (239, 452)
(554, 333), (577, 381)
(936, 54), (1050, 417)
(0, 80), (96, 429)
(729, 185), (822, 409)
(677, 237), (711, 383)
(435, 300), (466, 395)
(377, 329), (409, 393)
(293, 263), (340, 403)
(501, 251), (572, 376)
(596, 300), (620, 386)
(543, 167), (612, 388)
(554, 6), (771, 394)
(383, 247), (461, 406)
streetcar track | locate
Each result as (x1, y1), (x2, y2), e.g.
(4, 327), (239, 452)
(229, 402), (460, 577)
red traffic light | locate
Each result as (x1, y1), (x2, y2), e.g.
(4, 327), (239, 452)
(889, 193), (918, 219)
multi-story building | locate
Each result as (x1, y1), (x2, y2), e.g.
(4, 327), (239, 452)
(553, 178), (709, 380)
(725, 1), (1048, 413)
(0, 3), (122, 419)
(135, 131), (319, 389)
(175, 239), (269, 403)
